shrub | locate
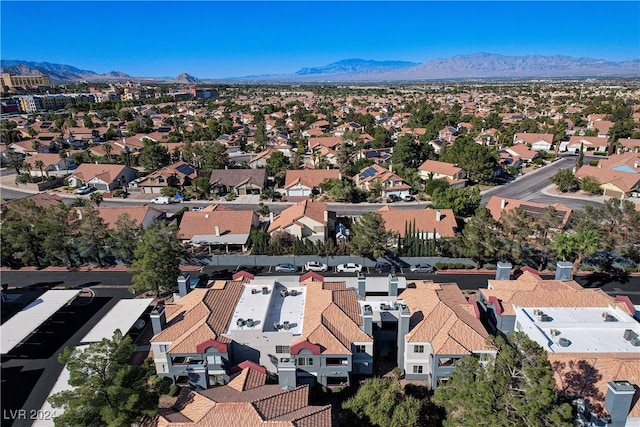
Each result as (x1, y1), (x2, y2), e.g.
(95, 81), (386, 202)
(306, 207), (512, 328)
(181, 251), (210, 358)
(112, 188), (126, 198)
(580, 176), (602, 195)
(588, 160), (599, 167)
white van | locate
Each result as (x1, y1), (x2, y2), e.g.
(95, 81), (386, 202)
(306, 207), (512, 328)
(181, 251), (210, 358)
(151, 196), (172, 205)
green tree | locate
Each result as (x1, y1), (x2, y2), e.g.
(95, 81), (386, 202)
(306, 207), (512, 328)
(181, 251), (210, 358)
(77, 206), (110, 267)
(433, 332), (573, 427)
(460, 207), (500, 268)
(129, 223), (184, 296)
(349, 212), (394, 259)
(343, 377), (425, 427)
(265, 150), (290, 185)
(198, 141), (230, 170)
(319, 178), (357, 202)
(439, 136), (497, 183)
(49, 330), (161, 426)
(553, 230), (599, 275)
(89, 192), (103, 206)
(109, 213), (142, 263)
(391, 134), (420, 169)
(432, 186), (481, 217)
(579, 175), (601, 194)
(550, 168), (579, 192)
(336, 142), (355, 177)
(499, 207), (533, 265)
(575, 143), (584, 170)
(34, 159), (46, 178)
(138, 139), (171, 171)
(0, 199), (48, 267)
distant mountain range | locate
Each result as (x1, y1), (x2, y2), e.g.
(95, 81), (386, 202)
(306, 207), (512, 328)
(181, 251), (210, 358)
(2, 53), (639, 84)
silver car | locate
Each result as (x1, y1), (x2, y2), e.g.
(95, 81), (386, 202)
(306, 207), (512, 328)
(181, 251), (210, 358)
(304, 261), (328, 272)
(410, 264), (435, 273)
(275, 263), (298, 273)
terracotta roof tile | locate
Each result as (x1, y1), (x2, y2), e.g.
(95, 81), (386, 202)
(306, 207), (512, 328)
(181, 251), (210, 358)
(485, 196), (572, 226)
(418, 159), (462, 176)
(178, 210), (257, 240)
(253, 386), (308, 420)
(284, 169), (340, 189)
(482, 272), (633, 316)
(375, 206), (457, 238)
(95, 205), (164, 230)
(268, 200), (327, 233)
(228, 367), (267, 392)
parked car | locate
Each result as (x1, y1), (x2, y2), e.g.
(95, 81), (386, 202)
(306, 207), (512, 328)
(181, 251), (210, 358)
(304, 261), (328, 272)
(151, 196), (172, 205)
(402, 195), (414, 202)
(75, 185), (95, 195)
(410, 263), (435, 273)
(275, 263), (298, 273)
(375, 261), (396, 273)
(336, 263), (363, 273)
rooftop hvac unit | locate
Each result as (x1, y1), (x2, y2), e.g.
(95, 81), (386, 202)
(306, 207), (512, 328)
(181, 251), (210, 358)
(540, 313), (551, 322)
(237, 318), (246, 327)
(274, 321), (282, 330)
(283, 321), (290, 331)
(246, 318), (254, 327)
(550, 329), (560, 336)
(280, 289), (289, 297)
(603, 313), (618, 322)
(631, 337), (640, 347)
(363, 305), (372, 313)
(290, 289), (298, 296)
(558, 338), (571, 347)
(262, 287), (269, 295)
(533, 309), (542, 316)
(623, 329), (637, 341)
(251, 288), (259, 294)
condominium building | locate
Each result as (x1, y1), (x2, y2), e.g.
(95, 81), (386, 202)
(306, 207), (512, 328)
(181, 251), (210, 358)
(2, 73), (51, 88)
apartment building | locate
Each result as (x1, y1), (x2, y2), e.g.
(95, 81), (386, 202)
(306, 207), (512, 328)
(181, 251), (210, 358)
(478, 267), (640, 426)
(150, 271), (492, 393)
(2, 73), (51, 88)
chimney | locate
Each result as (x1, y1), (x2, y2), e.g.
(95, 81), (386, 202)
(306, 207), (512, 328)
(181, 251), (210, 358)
(495, 262), (512, 280)
(214, 226), (220, 237)
(396, 304), (411, 371)
(555, 261), (573, 281)
(269, 212), (274, 223)
(357, 274), (366, 298)
(177, 273), (191, 297)
(388, 163), (393, 173)
(150, 305), (166, 335)
(324, 209), (328, 224)
(501, 199), (507, 209)
(388, 274), (398, 297)
(435, 210), (441, 222)
(604, 381), (635, 427)
(361, 304), (373, 335)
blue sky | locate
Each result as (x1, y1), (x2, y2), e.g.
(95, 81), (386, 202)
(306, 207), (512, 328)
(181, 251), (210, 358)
(2, 1), (639, 78)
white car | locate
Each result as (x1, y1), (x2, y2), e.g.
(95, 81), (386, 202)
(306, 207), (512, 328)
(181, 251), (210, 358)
(336, 263), (363, 273)
(304, 261), (328, 272)
(75, 185), (95, 195)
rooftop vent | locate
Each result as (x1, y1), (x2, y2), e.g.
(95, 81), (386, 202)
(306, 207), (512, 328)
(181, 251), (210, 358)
(603, 312), (618, 322)
(363, 304), (372, 314)
(533, 309), (542, 316)
(283, 321), (290, 331)
(558, 337), (571, 347)
(246, 318), (254, 328)
(290, 289), (298, 296)
(251, 288), (259, 294)
(550, 329), (560, 336)
(262, 287), (269, 295)
(237, 318), (245, 327)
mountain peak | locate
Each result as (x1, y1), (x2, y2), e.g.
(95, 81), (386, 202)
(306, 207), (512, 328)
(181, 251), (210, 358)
(174, 73), (201, 83)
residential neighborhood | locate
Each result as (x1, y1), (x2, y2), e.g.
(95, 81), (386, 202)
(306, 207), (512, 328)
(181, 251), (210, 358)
(2, 78), (640, 427)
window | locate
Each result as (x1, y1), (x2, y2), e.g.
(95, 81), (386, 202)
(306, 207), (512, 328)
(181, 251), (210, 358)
(159, 344), (168, 352)
(355, 345), (366, 353)
(438, 357), (460, 367)
(412, 365), (423, 374)
(437, 377), (450, 386)
(298, 357), (314, 367)
(276, 345), (290, 354)
(413, 345), (424, 353)
(326, 357), (348, 366)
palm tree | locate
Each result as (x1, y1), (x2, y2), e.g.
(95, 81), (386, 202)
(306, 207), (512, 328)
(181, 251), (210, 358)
(31, 140), (41, 153)
(89, 192), (103, 207)
(21, 162), (34, 182)
(34, 159), (46, 179)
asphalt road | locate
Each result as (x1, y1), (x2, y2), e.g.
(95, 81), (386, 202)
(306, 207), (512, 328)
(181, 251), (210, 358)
(480, 156), (603, 210)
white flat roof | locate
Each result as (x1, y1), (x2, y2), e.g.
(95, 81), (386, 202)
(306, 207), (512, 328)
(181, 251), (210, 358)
(515, 306), (640, 354)
(81, 299), (153, 343)
(1, 290), (81, 354)
(228, 277), (306, 336)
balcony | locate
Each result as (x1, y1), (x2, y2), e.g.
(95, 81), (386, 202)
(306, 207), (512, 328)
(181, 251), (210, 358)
(325, 358), (349, 367)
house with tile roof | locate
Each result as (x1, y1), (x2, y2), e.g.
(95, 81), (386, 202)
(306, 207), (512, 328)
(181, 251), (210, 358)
(513, 132), (554, 151)
(566, 136), (609, 153)
(283, 169), (341, 197)
(137, 161), (197, 194)
(355, 164), (411, 200)
(307, 136), (342, 152)
(400, 281), (495, 389)
(67, 164), (137, 191)
(375, 206), (457, 240)
(574, 153), (640, 199)
(478, 270), (640, 426)
(417, 159), (466, 187)
(249, 147), (291, 169)
(502, 143), (539, 162)
(267, 199), (333, 243)
(618, 138), (640, 153)
(94, 205), (166, 230)
(178, 207), (259, 252)
(22, 153), (74, 177)
(209, 168), (266, 196)
(156, 365), (332, 427)
(485, 196), (572, 227)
